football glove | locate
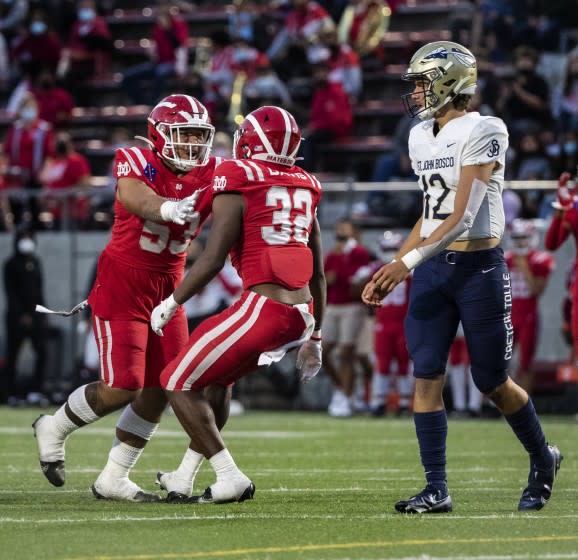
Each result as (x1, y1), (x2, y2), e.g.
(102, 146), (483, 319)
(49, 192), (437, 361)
(553, 172), (576, 210)
(151, 295), (179, 336)
(160, 191), (199, 225)
(296, 337), (322, 383)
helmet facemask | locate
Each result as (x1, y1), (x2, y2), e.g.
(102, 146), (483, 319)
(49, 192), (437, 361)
(401, 68), (447, 120)
(155, 121), (215, 171)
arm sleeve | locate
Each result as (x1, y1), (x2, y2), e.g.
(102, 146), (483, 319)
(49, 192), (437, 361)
(461, 118), (509, 167)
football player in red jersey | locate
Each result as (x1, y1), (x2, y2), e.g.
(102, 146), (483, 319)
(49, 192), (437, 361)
(505, 219), (554, 392)
(150, 106), (326, 504)
(545, 171), (578, 358)
(33, 95), (223, 501)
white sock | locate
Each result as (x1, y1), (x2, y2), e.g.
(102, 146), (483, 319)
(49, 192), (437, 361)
(101, 439), (143, 479)
(175, 448), (204, 481)
(467, 367), (482, 412)
(51, 406), (80, 440)
(449, 364), (466, 411)
(209, 448), (242, 481)
(370, 372), (389, 408)
(398, 375), (414, 408)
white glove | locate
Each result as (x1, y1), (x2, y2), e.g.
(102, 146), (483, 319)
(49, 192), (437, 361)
(160, 191), (199, 225)
(151, 295), (180, 336)
(296, 337), (322, 383)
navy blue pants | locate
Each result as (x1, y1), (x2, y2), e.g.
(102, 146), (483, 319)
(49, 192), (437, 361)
(404, 248), (512, 394)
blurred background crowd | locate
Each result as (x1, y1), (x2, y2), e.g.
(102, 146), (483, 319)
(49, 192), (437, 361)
(1, 0), (578, 416)
(0, 0), (577, 230)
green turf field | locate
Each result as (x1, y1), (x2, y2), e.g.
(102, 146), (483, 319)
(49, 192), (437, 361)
(1, 407), (577, 560)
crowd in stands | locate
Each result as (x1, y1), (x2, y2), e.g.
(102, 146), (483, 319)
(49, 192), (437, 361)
(0, 0), (577, 231)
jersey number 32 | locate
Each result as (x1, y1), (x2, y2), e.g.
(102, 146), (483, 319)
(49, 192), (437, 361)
(262, 186), (313, 245)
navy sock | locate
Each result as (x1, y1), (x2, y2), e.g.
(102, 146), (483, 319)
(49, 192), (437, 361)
(504, 400), (552, 470)
(414, 410), (448, 491)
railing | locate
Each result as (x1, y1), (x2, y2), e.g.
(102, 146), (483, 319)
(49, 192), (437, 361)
(0, 179), (559, 232)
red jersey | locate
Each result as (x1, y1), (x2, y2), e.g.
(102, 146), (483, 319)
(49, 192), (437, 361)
(285, 2), (333, 40)
(505, 249), (554, 314)
(12, 32), (62, 73)
(325, 242), (371, 305)
(42, 152), (91, 189)
(211, 159), (322, 290)
(545, 206), (578, 262)
(2, 119), (55, 187)
(309, 82), (353, 137)
(105, 147), (219, 273)
(153, 16), (188, 64)
(31, 87), (75, 126)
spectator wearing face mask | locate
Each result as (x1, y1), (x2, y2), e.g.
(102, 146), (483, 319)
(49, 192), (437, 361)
(11, 9), (61, 77)
(1, 227), (48, 405)
(299, 62), (353, 172)
(496, 46), (551, 135)
(30, 68), (74, 128)
(57, 0), (112, 89)
(122, 0), (189, 105)
(1, 92), (55, 228)
(39, 131), (91, 227)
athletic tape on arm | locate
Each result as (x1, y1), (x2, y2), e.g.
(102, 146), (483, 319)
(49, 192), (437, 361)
(401, 178), (488, 270)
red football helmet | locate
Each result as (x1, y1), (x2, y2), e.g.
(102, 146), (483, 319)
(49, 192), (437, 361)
(233, 106), (301, 167)
(146, 94), (215, 171)
(510, 219), (539, 255)
(377, 230), (403, 261)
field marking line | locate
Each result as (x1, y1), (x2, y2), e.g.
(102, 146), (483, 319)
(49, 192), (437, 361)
(62, 536), (578, 560)
(3, 514), (578, 525)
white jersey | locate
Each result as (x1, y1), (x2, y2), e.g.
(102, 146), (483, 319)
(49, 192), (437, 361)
(408, 112), (509, 240)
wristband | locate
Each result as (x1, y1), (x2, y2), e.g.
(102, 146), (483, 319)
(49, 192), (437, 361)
(165, 294), (180, 313)
(401, 248), (423, 271)
(160, 201), (176, 222)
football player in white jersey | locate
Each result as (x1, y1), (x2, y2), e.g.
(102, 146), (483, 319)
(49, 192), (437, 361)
(362, 41), (562, 513)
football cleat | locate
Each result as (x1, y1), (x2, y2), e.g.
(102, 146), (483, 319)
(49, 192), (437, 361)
(91, 474), (161, 503)
(156, 471), (192, 498)
(518, 444), (563, 511)
(167, 479), (255, 504)
(32, 415), (66, 487)
(395, 485), (453, 514)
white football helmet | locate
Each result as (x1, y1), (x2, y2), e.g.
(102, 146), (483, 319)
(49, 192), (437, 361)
(402, 40), (477, 120)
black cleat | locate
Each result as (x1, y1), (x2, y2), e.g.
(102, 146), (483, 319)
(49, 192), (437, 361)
(166, 491), (193, 503)
(395, 485), (453, 514)
(33, 415), (65, 487)
(518, 444), (563, 511)
(39, 460), (66, 487)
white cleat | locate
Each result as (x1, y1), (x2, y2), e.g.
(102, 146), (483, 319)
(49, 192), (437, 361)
(32, 415), (66, 487)
(92, 473), (161, 503)
(156, 471), (193, 498)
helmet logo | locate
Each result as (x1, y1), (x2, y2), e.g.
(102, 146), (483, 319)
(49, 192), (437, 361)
(424, 47), (449, 60)
(452, 48), (476, 67)
(423, 47), (475, 68)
